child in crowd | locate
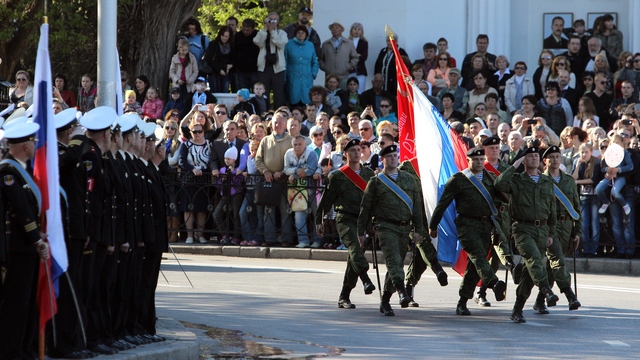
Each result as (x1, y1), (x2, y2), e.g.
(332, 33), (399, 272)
(239, 139), (264, 246)
(123, 89), (143, 115)
(142, 87), (164, 119)
(232, 88), (256, 117)
(596, 134), (634, 215)
(192, 76), (217, 105)
(213, 146), (245, 245)
(162, 87), (186, 119)
(248, 82), (267, 116)
(169, 38), (198, 101)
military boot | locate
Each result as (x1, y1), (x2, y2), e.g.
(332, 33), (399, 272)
(379, 290), (395, 316)
(511, 300), (526, 323)
(396, 283), (411, 308)
(541, 286), (559, 307)
(431, 261), (449, 286)
(456, 297), (471, 315)
(505, 258), (523, 285)
(563, 287), (581, 310)
(338, 286), (356, 309)
(532, 291), (549, 314)
(474, 287), (491, 306)
(491, 280), (507, 301)
(360, 273), (375, 295)
(405, 283), (419, 307)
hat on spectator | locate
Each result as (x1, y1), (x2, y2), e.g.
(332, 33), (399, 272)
(144, 123), (158, 141)
(481, 135), (500, 147)
(344, 138), (360, 151)
(237, 88), (250, 101)
(466, 117), (486, 128)
(125, 89), (136, 99)
(309, 125), (323, 135)
(542, 145), (560, 159)
(328, 21), (344, 32)
(299, 7), (312, 15)
(466, 147), (485, 157)
(195, 76), (206, 83)
(2, 107), (27, 128)
(478, 129), (493, 138)
(55, 108), (81, 131)
(170, 87), (180, 95)
(379, 144), (397, 157)
(80, 106), (117, 131)
(224, 146), (238, 160)
(2, 116), (39, 144)
(523, 146), (539, 155)
(116, 113), (139, 134)
(449, 68), (461, 76)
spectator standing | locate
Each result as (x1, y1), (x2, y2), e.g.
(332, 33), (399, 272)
(184, 18), (209, 68)
(592, 14), (623, 59)
(325, 74), (349, 118)
(594, 54), (614, 95)
(375, 34), (408, 93)
(596, 133), (633, 217)
(163, 87), (186, 119)
(213, 146), (245, 245)
(437, 38), (456, 67)
(345, 77), (364, 115)
(573, 96), (600, 128)
(536, 81), (573, 136)
(548, 56), (576, 89)
(572, 142), (601, 257)
(504, 61), (534, 115)
(169, 38), (198, 101)
(240, 138), (265, 246)
(615, 52), (640, 99)
(461, 35), (497, 89)
(584, 37), (618, 74)
(437, 68), (469, 115)
(560, 36), (588, 80)
(283, 7), (321, 56)
(284, 25), (319, 107)
(492, 55), (513, 110)
(55, 73), (77, 108)
(348, 22), (368, 94)
(253, 12), (288, 109)
(585, 73), (614, 130)
(233, 19), (260, 91)
(204, 26), (235, 93)
(610, 81), (639, 120)
(558, 69), (579, 114)
(77, 73), (97, 113)
(532, 50), (555, 100)
(319, 21), (359, 91)
(308, 125), (332, 162)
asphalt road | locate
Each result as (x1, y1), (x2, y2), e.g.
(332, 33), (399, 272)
(156, 254), (640, 359)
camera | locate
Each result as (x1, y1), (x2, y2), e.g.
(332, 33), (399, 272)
(242, 113), (248, 119)
(527, 119), (537, 125)
(622, 119), (633, 126)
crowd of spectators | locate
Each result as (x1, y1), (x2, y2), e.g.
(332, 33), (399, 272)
(5, 9), (640, 257)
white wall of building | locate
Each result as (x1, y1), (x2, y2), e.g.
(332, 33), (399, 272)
(312, 0), (636, 86)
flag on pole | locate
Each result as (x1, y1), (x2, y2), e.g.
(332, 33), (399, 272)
(33, 22), (67, 334)
(115, 48), (123, 116)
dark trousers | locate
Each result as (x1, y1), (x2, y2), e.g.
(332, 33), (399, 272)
(84, 242), (107, 348)
(112, 250), (132, 338)
(139, 251), (163, 335)
(235, 72), (258, 92)
(257, 66), (285, 109)
(126, 247), (146, 335)
(0, 252), (39, 359)
(97, 249), (119, 345)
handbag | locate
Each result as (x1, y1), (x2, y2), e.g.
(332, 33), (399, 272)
(254, 181), (283, 207)
(199, 35), (214, 75)
(287, 179), (308, 212)
(265, 53), (278, 66)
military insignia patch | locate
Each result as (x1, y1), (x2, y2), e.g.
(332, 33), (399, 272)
(84, 160), (93, 171)
(3, 175), (14, 186)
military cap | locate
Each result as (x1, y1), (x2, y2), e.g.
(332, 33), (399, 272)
(481, 135), (501, 146)
(80, 106), (117, 131)
(379, 144), (397, 157)
(1, 107), (26, 128)
(144, 123), (158, 141)
(136, 119), (147, 135)
(154, 126), (166, 147)
(466, 147), (485, 157)
(55, 108), (80, 131)
(523, 146), (539, 155)
(1, 116), (40, 144)
(116, 113), (139, 134)
(542, 145), (560, 158)
(344, 138), (360, 151)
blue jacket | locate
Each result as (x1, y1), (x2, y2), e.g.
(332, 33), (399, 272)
(284, 37), (319, 105)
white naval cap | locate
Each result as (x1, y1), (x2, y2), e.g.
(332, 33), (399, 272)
(1, 116), (40, 144)
(80, 106), (117, 131)
(144, 122), (158, 141)
(55, 108), (81, 130)
(1, 107), (27, 129)
(115, 113), (140, 134)
(136, 119), (147, 135)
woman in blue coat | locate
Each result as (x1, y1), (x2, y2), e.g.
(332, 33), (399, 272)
(285, 25), (319, 106)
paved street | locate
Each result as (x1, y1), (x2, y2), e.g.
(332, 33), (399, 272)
(156, 254), (639, 359)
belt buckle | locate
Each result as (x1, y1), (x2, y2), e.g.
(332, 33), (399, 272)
(559, 215), (566, 221)
(534, 220), (541, 226)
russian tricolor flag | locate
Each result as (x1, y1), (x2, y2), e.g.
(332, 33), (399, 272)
(32, 22), (67, 334)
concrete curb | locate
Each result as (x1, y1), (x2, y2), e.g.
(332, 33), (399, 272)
(105, 317), (199, 360)
(170, 244), (640, 276)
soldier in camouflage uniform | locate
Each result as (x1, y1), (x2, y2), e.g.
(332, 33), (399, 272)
(428, 147), (507, 316)
(358, 145), (424, 316)
(533, 146), (581, 314)
(400, 160), (448, 308)
(316, 139), (376, 309)
(493, 146), (561, 323)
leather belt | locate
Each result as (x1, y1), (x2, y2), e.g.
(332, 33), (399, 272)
(515, 219), (548, 227)
(459, 214), (490, 222)
(376, 217), (412, 226)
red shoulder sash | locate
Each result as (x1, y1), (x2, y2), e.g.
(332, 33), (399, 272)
(339, 165), (367, 192)
(484, 161), (501, 176)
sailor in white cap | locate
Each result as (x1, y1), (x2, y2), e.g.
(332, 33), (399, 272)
(0, 116), (50, 359)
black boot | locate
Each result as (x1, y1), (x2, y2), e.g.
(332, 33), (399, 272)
(360, 273), (375, 295)
(456, 297), (471, 315)
(563, 287), (581, 310)
(405, 283), (419, 307)
(492, 280), (507, 302)
(505, 259), (523, 285)
(396, 283), (410, 308)
(431, 262), (449, 286)
(511, 301), (526, 323)
(379, 290), (395, 316)
(474, 287), (491, 306)
(532, 291), (549, 314)
(338, 286), (356, 309)
(541, 286), (559, 307)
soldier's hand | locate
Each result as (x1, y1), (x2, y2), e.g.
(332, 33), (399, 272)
(316, 224), (324, 237)
(358, 235), (367, 248)
(513, 156), (525, 169)
(36, 239), (49, 261)
(546, 237), (553, 247)
(120, 243), (130, 252)
(429, 228), (438, 238)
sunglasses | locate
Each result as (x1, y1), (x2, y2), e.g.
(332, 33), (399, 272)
(541, 56), (552, 60)
(165, 126), (176, 130)
(380, 104), (390, 108)
(619, 133), (631, 138)
(599, 81), (607, 85)
(121, 78), (127, 82)
(332, 131), (343, 136)
(439, 58), (448, 61)
(514, 67), (525, 70)
(192, 130), (204, 134)
(170, 113), (179, 117)
(600, 145), (608, 150)
(216, 111), (227, 115)
(265, 117), (273, 121)
(392, 128), (398, 132)
(312, 132), (323, 137)
(557, 62), (566, 66)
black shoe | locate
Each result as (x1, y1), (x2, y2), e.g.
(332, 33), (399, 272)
(492, 280), (506, 302)
(511, 307), (526, 323)
(533, 300), (549, 314)
(142, 334), (166, 342)
(363, 282), (375, 295)
(90, 344), (119, 355)
(338, 297), (356, 309)
(541, 286), (559, 307)
(456, 300), (471, 315)
(108, 341), (130, 351)
(135, 334), (152, 344)
(379, 302), (395, 316)
(59, 350), (90, 359)
(398, 288), (410, 308)
(563, 288), (581, 310)
(124, 335), (145, 345)
(81, 349), (99, 358)
(435, 270), (448, 286)
(407, 298), (419, 307)
(116, 339), (136, 349)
